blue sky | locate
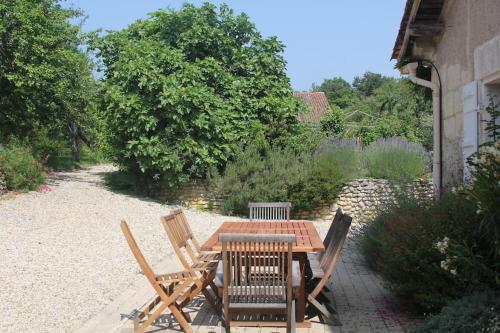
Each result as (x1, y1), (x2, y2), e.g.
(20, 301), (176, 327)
(66, 0), (406, 91)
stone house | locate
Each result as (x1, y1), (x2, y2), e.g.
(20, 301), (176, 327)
(294, 91), (331, 123)
(392, 0), (500, 188)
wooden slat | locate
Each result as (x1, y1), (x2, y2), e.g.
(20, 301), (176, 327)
(201, 221), (324, 253)
(248, 202), (291, 222)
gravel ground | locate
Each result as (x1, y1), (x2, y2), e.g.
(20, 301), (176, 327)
(0, 165), (240, 333)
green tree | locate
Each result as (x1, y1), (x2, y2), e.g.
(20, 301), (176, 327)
(0, 0), (96, 160)
(320, 105), (346, 137)
(352, 71), (392, 97)
(345, 79), (432, 147)
(90, 3), (302, 187)
(312, 77), (358, 109)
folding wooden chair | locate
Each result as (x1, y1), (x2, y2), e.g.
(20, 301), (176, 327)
(306, 213), (352, 325)
(120, 220), (196, 333)
(160, 213), (222, 316)
(169, 208), (221, 262)
(248, 202), (292, 221)
(220, 233), (300, 333)
(323, 208), (344, 248)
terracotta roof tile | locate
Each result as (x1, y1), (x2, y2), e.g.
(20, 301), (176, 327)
(294, 91), (331, 123)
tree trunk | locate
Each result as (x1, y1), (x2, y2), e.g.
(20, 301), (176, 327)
(68, 121), (80, 161)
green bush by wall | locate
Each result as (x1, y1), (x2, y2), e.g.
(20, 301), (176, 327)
(210, 138), (361, 216)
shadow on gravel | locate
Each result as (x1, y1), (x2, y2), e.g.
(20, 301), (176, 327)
(46, 169), (104, 187)
(96, 170), (162, 204)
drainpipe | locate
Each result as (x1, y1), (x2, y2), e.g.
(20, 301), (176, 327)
(402, 62), (442, 194)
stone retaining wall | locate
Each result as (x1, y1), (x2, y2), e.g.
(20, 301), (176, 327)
(159, 181), (225, 211)
(163, 178), (434, 223)
(293, 178), (434, 223)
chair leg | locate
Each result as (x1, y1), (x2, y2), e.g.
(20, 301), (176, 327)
(209, 281), (221, 299)
(168, 304), (193, 333)
(289, 300), (296, 333)
(135, 302), (168, 333)
(307, 295), (342, 326)
(222, 304), (230, 333)
(202, 287), (222, 316)
(175, 302), (192, 323)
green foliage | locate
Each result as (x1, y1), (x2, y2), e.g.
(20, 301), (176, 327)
(359, 192), (498, 312)
(347, 79), (433, 148)
(90, 3), (303, 187)
(0, 139), (45, 191)
(211, 138), (360, 216)
(363, 137), (429, 181)
(410, 290), (500, 333)
(466, 144), (500, 274)
(314, 73), (433, 149)
(352, 71), (392, 97)
(312, 77), (359, 109)
(483, 96), (500, 142)
(0, 0), (97, 153)
(320, 105), (346, 137)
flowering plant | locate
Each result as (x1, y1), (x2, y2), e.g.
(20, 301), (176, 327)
(464, 97), (500, 282)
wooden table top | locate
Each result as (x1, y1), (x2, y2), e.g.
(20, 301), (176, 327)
(201, 221), (325, 253)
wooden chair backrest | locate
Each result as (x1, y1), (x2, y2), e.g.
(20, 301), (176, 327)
(323, 208), (344, 248)
(161, 212), (200, 270)
(248, 202), (292, 222)
(312, 214), (352, 298)
(120, 220), (167, 298)
(221, 233), (295, 304)
(170, 208), (202, 252)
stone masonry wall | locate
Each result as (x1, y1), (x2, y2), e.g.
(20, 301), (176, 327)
(293, 178), (434, 224)
(159, 181), (225, 211)
(163, 178), (434, 224)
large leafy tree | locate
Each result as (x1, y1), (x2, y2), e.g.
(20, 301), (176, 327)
(346, 79), (433, 148)
(352, 71), (393, 97)
(0, 0), (96, 159)
(90, 3), (302, 187)
(312, 77), (358, 109)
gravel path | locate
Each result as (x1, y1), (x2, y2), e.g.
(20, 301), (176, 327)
(0, 165), (236, 333)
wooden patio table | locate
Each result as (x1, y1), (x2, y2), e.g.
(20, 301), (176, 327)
(201, 220), (325, 327)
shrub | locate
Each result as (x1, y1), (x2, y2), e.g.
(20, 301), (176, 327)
(410, 290), (500, 333)
(320, 104), (346, 137)
(0, 140), (45, 191)
(465, 143), (500, 277)
(359, 192), (497, 312)
(363, 137), (429, 181)
(91, 3), (303, 188)
(211, 139), (360, 216)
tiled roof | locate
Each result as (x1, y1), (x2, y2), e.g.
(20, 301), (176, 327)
(391, 0), (445, 60)
(294, 91), (331, 123)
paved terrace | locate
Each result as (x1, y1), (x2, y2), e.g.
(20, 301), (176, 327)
(79, 232), (420, 333)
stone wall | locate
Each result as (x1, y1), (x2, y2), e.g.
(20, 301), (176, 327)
(163, 178), (434, 224)
(159, 181), (225, 211)
(293, 178), (434, 223)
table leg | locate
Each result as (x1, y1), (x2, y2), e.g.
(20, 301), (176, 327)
(296, 254), (306, 323)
